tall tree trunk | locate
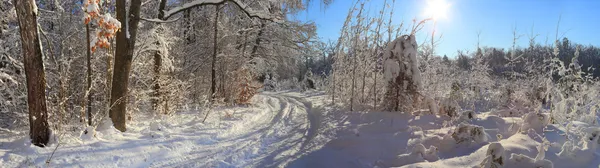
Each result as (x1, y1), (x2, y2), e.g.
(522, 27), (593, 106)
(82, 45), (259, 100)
(152, 0), (167, 112)
(373, 0), (386, 109)
(14, 0), (50, 147)
(210, 5), (220, 102)
(110, 0), (142, 132)
(350, 4), (365, 111)
(86, 22), (93, 126)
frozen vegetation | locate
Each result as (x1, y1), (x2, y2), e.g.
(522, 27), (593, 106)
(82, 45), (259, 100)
(1, 0), (600, 168)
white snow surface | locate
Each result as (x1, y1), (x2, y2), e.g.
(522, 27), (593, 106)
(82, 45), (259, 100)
(1, 91), (600, 167)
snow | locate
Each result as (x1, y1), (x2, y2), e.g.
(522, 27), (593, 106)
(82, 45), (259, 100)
(0, 92), (320, 167)
(384, 58), (400, 82)
(2, 91), (600, 167)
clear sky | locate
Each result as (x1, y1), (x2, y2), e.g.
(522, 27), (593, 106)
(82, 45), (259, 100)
(292, 0), (600, 57)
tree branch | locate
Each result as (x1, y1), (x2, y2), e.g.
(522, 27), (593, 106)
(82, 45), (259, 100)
(139, 16), (182, 23)
(163, 0), (282, 23)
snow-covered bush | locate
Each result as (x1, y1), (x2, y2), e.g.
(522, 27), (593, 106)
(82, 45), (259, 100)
(507, 140), (553, 168)
(520, 112), (550, 134)
(383, 34), (423, 112)
(479, 142), (504, 168)
(80, 126), (96, 141)
(546, 42), (599, 126)
(457, 110), (477, 123)
(451, 123), (489, 144)
(439, 98), (460, 117)
(391, 143), (438, 166)
(507, 153), (553, 168)
(558, 126), (600, 162)
(262, 73), (277, 91)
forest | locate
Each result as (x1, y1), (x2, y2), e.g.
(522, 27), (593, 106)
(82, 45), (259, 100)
(1, 0), (599, 167)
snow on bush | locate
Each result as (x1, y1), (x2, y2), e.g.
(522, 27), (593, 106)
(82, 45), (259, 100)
(80, 126), (96, 141)
(439, 98), (460, 117)
(384, 58), (400, 82)
(520, 112), (550, 134)
(391, 143), (438, 166)
(506, 153), (553, 168)
(455, 110), (477, 123)
(141, 120), (168, 138)
(451, 123), (489, 144)
(558, 126), (600, 163)
(382, 34), (423, 112)
(424, 96), (439, 115)
(94, 119), (123, 140)
(479, 142), (504, 168)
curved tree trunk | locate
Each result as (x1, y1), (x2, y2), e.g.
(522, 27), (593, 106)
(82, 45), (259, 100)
(13, 0), (50, 147)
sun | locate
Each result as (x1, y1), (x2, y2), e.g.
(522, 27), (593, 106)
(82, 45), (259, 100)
(424, 0), (451, 21)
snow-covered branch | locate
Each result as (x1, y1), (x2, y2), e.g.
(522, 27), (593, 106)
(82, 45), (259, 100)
(163, 0), (282, 22)
(139, 16), (182, 23)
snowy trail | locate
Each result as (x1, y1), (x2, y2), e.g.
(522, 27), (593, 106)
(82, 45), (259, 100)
(0, 92), (322, 168)
(144, 92), (321, 167)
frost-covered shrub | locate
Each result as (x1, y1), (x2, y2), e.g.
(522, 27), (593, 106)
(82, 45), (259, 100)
(584, 127), (600, 144)
(382, 34), (422, 112)
(547, 42), (599, 126)
(262, 74), (277, 91)
(507, 153), (553, 168)
(558, 126), (600, 162)
(479, 143), (504, 168)
(458, 110), (477, 122)
(439, 98), (460, 117)
(276, 77), (301, 91)
(451, 123), (489, 144)
(391, 143), (438, 166)
(520, 112), (550, 134)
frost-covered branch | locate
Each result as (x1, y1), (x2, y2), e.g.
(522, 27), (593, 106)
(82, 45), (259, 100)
(139, 16), (182, 23)
(163, 0), (282, 22)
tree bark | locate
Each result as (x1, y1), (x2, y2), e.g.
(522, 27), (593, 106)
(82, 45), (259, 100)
(109, 0), (142, 132)
(152, 0), (167, 112)
(13, 0), (51, 147)
(210, 5), (220, 102)
(86, 22), (93, 126)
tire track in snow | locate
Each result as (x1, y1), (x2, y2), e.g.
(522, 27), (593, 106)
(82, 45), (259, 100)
(148, 92), (319, 168)
(254, 93), (322, 167)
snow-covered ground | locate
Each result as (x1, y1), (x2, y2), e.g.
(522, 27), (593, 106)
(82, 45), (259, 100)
(2, 91), (600, 167)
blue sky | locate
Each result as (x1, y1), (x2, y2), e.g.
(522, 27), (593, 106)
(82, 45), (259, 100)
(292, 0), (600, 57)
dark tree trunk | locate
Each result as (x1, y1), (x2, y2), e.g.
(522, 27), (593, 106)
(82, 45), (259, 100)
(13, 0), (51, 147)
(109, 0), (142, 132)
(86, 22), (93, 126)
(152, 0), (167, 112)
(210, 5), (220, 102)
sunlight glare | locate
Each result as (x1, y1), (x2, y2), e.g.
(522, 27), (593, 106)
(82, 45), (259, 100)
(424, 0), (450, 21)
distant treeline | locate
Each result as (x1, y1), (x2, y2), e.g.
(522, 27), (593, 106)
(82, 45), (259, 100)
(451, 37), (600, 79)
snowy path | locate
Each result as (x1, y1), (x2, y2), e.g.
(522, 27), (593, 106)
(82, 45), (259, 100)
(0, 92), (324, 168)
